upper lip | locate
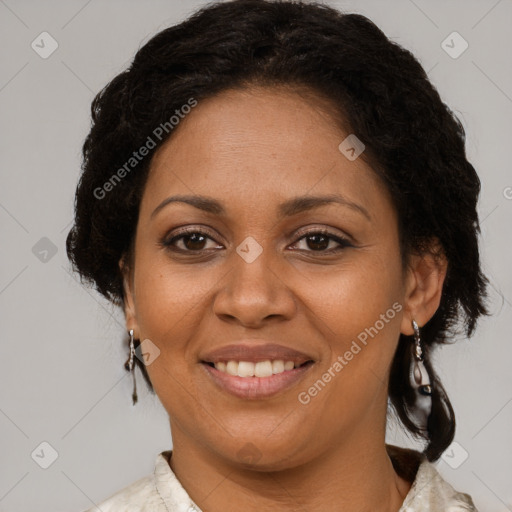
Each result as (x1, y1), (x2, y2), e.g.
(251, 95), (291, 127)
(200, 342), (315, 365)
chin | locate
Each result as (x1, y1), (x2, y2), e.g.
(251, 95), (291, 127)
(209, 432), (313, 473)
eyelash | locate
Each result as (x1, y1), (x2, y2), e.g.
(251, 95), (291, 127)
(161, 227), (353, 255)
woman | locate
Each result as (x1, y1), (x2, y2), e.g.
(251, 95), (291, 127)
(66, 0), (490, 510)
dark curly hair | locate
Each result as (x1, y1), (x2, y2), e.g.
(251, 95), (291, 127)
(66, 0), (490, 461)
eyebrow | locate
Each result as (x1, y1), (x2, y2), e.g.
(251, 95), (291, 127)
(150, 193), (371, 221)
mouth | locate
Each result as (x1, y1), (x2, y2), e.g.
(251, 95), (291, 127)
(199, 342), (316, 399)
(202, 359), (313, 376)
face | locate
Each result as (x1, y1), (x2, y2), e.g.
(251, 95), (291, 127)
(121, 86), (436, 470)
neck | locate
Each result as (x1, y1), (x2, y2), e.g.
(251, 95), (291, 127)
(168, 421), (412, 512)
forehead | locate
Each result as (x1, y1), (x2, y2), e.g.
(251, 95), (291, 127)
(153, 85), (347, 161)
(141, 86), (391, 221)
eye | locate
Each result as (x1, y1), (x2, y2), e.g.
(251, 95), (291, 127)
(161, 228), (222, 252)
(161, 227), (353, 255)
(290, 229), (353, 253)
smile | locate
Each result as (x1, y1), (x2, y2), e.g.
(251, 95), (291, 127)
(212, 359), (299, 377)
(200, 359), (315, 399)
(199, 341), (316, 399)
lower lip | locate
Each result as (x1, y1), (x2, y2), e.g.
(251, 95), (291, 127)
(201, 362), (314, 400)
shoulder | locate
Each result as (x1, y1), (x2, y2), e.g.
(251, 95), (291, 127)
(82, 473), (165, 512)
(387, 444), (478, 511)
(403, 459), (478, 511)
(82, 450), (201, 512)
(82, 451), (171, 512)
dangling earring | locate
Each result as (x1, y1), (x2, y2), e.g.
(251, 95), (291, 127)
(124, 329), (138, 405)
(410, 319), (432, 428)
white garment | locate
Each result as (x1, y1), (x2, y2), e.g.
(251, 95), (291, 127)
(84, 445), (478, 511)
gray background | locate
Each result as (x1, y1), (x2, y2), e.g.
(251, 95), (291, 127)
(0, 0), (511, 511)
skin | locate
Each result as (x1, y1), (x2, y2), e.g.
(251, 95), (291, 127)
(120, 85), (447, 512)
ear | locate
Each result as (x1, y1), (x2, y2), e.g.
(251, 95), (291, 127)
(119, 255), (138, 335)
(400, 237), (448, 335)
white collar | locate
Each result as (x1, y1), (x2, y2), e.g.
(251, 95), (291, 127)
(151, 447), (477, 511)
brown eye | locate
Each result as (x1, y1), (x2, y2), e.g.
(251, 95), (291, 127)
(291, 230), (352, 253)
(180, 233), (208, 251)
(305, 233), (330, 251)
(163, 230), (222, 252)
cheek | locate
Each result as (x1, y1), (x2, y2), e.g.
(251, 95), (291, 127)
(130, 251), (210, 407)
(304, 249), (404, 391)
(306, 250), (402, 335)
(132, 247), (215, 340)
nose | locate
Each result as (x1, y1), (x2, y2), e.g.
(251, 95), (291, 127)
(212, 243), (297, 328)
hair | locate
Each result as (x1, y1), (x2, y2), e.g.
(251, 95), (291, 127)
(66, 0), (490, 461)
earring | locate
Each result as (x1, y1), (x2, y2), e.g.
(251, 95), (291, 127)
(410, 319), (432, 428)
(124, 329), (138, 405)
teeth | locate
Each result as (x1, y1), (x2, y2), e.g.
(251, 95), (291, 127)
(254, 360), (273, 377)
(272, 360), (284, 374)
(226, 361), (238, 376)
(213, 359), (299, 377)
(238, 361), (255, 377)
